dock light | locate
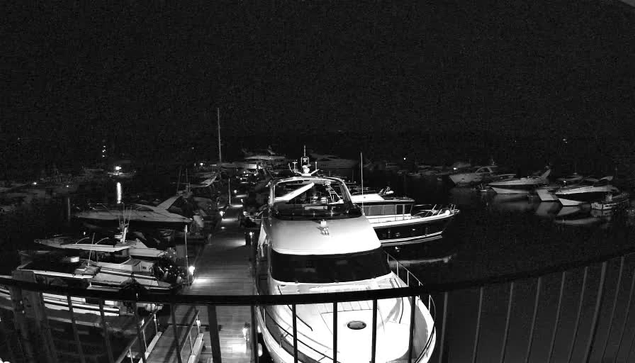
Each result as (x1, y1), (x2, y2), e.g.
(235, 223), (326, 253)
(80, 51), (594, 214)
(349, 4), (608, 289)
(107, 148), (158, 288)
(258, 343), (263, 357)
(115, 165), (122, 171)
(188, 266), (195, 275)
(140, 318), (145, 326)
(242, 322), (250, 339)
(219, 210), (225, 218)
(196, 317), (201, 328)
(32, 181), (37, 186)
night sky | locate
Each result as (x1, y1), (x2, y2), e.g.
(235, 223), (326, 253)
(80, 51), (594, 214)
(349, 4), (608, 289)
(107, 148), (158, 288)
(2, 1), (634, 172)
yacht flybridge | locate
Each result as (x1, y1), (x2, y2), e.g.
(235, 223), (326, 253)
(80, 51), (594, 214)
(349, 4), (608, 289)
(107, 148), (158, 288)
(255, 154), (436, 363)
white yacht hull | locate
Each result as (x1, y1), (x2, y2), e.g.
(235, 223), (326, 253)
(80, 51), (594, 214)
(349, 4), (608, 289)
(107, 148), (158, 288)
(256, 295), (436, 363)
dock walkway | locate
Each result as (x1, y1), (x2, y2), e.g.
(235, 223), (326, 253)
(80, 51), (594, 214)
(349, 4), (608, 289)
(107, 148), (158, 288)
(147, 204), (255, 363)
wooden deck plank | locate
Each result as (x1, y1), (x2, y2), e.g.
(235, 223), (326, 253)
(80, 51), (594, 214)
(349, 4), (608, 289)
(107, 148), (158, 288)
(147, 205), (256, 362)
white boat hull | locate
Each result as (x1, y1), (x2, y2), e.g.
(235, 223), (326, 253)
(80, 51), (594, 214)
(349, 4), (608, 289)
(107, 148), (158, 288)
(490, 187), (532, 195)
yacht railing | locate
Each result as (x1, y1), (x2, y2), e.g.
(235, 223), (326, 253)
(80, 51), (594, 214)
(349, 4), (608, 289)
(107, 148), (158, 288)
(3, 245), (635, 362)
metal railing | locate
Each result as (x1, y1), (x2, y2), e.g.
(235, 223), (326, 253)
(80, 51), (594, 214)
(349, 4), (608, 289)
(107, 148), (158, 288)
(3, 244), (635, 363)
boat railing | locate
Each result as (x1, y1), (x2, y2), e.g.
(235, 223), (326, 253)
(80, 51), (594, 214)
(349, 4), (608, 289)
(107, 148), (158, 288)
(413, 203), (459, 218)
(387, 251), (438, 361)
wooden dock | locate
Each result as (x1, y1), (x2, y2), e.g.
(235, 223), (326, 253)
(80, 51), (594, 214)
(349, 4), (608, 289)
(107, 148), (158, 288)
(147, 204), (256, 363)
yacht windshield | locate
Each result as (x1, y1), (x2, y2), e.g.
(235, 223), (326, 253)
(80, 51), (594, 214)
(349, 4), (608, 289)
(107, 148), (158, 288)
(270, 248), (391, 283)
(272, 179), (362, 220)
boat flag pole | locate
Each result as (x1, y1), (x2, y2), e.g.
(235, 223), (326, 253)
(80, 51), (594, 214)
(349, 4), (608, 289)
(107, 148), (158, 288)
(217, 107), (222, 163)
(360, 152), (364, 214)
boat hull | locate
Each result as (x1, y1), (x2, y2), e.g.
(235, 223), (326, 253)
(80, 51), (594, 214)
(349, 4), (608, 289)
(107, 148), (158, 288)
(490, 186), (533, 194)
(555, 190), (616, 206)
(370, 211), (457, 246)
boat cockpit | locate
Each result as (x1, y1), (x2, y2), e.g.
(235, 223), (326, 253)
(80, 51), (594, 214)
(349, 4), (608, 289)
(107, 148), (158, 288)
(270, 177), (362, 220)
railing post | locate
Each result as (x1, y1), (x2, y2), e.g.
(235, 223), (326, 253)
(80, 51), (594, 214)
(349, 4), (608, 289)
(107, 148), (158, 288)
(66, 296), (86, 363)
(524, 277), (542, 363)
(600, 256), (624, 361)
(471, 287), (484, 363)
(407, 295), (416, 363)
(499, 282), (514, 363)
(170, 304), (184, 363)
(567, 266), (589, 363)
(437, 292), (449, 363)
(251, 305), (259, 363)
(371, 299), (378, 363)
(207, 305), (222, 363)
(134, 309), (148, 363)
(292, 303), (298, 363)
(548, 271), (567, 363)
(98, 300), (115, 363)
(333, 302), (338, 363)
(582, 262), (608, 363)
(614, 268), (635, 362)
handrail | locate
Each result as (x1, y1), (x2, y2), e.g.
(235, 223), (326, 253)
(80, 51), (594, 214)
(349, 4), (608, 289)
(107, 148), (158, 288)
(3, 243), (635, 306)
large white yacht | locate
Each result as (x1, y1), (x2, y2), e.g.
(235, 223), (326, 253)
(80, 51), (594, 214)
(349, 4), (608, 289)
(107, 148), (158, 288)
(255, 157), (436, 363)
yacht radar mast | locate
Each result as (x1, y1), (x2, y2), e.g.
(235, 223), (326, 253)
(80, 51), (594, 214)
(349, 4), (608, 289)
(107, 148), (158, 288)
(289, 146), (320, 176)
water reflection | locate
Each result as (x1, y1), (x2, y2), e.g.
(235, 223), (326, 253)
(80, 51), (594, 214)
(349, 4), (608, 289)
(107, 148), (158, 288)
(116, 181), (123, 204)
(487, 194), (539, 213)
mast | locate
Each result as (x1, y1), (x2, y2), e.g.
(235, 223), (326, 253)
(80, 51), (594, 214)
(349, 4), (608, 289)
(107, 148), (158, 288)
(217, 107), (222, 163)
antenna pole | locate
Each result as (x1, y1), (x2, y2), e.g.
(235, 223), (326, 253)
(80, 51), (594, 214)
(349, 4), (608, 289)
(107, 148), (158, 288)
(217, 107), (222, 163)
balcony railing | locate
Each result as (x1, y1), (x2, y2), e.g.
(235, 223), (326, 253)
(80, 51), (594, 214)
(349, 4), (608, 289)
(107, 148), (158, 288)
(2, 244), (635, 363)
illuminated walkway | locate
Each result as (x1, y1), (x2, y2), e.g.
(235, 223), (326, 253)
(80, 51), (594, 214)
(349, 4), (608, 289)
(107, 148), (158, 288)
(147, 204), (256, 363)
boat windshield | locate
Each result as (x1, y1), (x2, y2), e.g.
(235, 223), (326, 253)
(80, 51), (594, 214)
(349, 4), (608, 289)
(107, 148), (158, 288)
(270, 248), (391, 283)
(272, 179), (362, 220)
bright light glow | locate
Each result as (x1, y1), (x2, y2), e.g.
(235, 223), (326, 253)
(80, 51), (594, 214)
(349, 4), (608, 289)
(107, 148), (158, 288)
(233, 189), (238, 194)
(219, 210), (225, 217)
(196, 318), (201, 328)
(249, 231), (254, 237)
(221, 226), (226, 230)
(403, 157), (406, 161)
(114, 165), (122, 171)
(116, 182), (122, 204)
(199, 162), (204, 167)
(258, 343), (263, 357)
(230, 343), (247, 354)
(192, 277), (213, 285)
(140, 318), (145, 326)
(188, 266), (195, 275)
(32, 181), (37, 185)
